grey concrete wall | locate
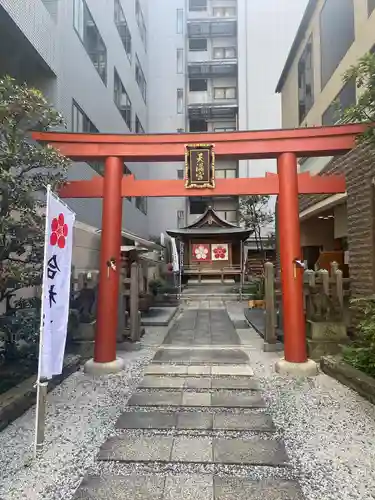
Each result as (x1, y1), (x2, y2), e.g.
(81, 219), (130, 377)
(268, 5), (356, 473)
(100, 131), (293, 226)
(147, 0), (187, 236)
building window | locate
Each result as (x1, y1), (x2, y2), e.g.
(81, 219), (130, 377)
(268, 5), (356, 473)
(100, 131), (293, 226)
(114, 69), (132, 130)
(320, 0), (354, 89)
(177, 48), (184, 74)
(214, 126), (236, 132)
(214, 87), (236, 99)
(215, 169), (237, 179)
(213, 7), (236, 17)
(73, 0), (107, 84)
(135, 0), (147, 50)
(72, 100), (98, 133)
(189, 0), (207, 11)
(298, 37), (314, 123)
(135, 55), (147, 103)
(72, 100), (101, 173)
(213, 47), (236, 59)
(135, 115), (145, 133)
(190, 119), (207, 132)
(123, 164), (132, 201)
(177, 88), (184, 114)
(114, 0), (132, 61)
(136, 196), (147, 214)
(369, 0), (375, 15)
(322, 78), (356, 126)
(177, 169), (184, 179)
(189, 79), (207, 91)
(176, 9), (183, 34)
(189, 38), (207, 51)
(190, 197), (207, 214)
(216, 210), (237, 223)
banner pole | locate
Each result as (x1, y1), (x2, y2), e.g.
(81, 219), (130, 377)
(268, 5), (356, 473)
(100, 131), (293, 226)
(34, 184), (52, 458)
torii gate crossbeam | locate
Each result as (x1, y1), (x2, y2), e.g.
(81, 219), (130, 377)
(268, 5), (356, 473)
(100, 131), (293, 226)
(33, 124), (365, 376)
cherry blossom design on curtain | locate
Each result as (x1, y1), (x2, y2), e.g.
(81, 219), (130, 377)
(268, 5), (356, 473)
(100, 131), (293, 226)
(192, 243), (211, 262)
(211, 243), (229, 261)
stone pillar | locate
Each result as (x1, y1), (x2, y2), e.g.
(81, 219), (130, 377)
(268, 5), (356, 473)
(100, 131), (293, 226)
(130, 262), (140, 342)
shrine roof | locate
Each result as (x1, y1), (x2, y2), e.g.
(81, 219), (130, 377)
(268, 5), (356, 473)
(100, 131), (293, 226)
(166, 206), (252, 240)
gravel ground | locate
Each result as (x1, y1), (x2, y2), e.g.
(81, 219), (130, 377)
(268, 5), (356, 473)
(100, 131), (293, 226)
(241, 333), (375, 500)
(1, 317), (375, 500)
(0, 346), (154, 500)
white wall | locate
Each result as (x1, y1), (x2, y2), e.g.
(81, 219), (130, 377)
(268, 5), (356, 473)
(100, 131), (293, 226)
(147, 0), (187, 235)
(237, 0), (308, 178)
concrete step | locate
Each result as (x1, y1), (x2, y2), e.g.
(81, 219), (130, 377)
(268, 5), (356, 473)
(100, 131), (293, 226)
(138, 375), (260, 390)
(126, 390), (266, 408)
(144, 364), (254, 377)
(152, 348), (249, 365)
(97, 435), (289, 466)
(116, 410), (276, 432)
(73, 475), (304, 499)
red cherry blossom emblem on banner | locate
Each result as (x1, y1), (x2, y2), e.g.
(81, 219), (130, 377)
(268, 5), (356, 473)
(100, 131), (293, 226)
(50, 213), (69, 249)
(213, 246), (227, 259)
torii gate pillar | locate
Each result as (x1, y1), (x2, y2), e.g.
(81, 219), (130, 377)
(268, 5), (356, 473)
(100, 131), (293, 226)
(85, 156), (125, 375)
(276, 152), (318, 376)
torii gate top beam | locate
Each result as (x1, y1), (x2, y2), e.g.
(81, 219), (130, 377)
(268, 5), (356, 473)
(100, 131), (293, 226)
(33, 123), (365, 162)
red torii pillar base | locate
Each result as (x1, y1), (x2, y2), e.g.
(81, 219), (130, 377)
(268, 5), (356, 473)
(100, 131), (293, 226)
(275, 152), (318, 377)
(84, 156), (124, 375)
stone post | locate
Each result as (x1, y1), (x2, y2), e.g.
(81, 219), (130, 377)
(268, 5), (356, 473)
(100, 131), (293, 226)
(130, 262), (140, 342)
(264, 262), (281, 352)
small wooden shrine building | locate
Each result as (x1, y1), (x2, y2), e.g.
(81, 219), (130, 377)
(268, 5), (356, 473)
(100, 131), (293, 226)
(167, 207), (251, 283)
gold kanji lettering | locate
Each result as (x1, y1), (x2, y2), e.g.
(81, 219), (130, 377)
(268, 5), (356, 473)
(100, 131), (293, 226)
(196, 152), (205, 181)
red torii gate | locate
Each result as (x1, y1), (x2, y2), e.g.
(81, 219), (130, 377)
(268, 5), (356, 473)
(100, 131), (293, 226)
(33, 124), (364, 375)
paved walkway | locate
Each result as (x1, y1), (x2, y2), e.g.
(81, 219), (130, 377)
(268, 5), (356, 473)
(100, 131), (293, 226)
(74, 302), (304, 499)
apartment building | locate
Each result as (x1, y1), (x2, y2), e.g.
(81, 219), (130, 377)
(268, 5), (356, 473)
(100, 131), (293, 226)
(147, 0), (307, 235)
(0, 0), (150, 237)
(276, 0), (375, 297)
(0, 0), (306, 240)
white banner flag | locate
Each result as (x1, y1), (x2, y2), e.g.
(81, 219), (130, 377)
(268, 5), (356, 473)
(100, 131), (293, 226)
(39, 187), (75, 379)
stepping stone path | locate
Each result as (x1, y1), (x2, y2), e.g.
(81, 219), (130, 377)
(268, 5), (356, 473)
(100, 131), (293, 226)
(74, 306), (305, 499)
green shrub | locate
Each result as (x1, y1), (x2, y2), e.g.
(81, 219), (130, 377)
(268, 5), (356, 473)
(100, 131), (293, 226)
(343, 297), (375, 377)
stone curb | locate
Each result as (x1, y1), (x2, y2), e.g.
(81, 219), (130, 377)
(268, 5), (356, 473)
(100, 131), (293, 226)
(320, 355), (375, 405)
(0, 354), (81, 432)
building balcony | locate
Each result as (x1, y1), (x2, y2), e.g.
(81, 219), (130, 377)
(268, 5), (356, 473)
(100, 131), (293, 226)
(188, 102), (238, 121)
(0, 0), (58, 75)
(188, 60), (237, 78)
(187, 19), (237, 38)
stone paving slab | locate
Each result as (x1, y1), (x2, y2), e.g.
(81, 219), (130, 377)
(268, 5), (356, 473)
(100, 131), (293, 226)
(144, 365), (188, 376)
(171, 437), (212, 462)
(211, 391), (266, 408)
(139, 376), (185, 389)
(176, 412), (213, 430)
(143, 365), (255, 377)
(213, 438), (289, 466)
(211, 365), (254, 376)
(164, 475), (213, 500)
(127, 390), (266, 408)
(116, 411), (176, 429)
(116, 410), (275, 431)
(98, 436), (288, 466)
(152, 348), (248, 365)
(213, 413), (275, 432)
(127, 391), (183, 407)
(211, 377), (259, 390)
(73, 475), (166, 499)
(73, 475), (303, 500)
(98, 435), (173, 462)
(214, 477), (304, 499)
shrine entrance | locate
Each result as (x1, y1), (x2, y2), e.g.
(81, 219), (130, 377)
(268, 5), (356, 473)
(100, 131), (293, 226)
(33, 124), (364, 373)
